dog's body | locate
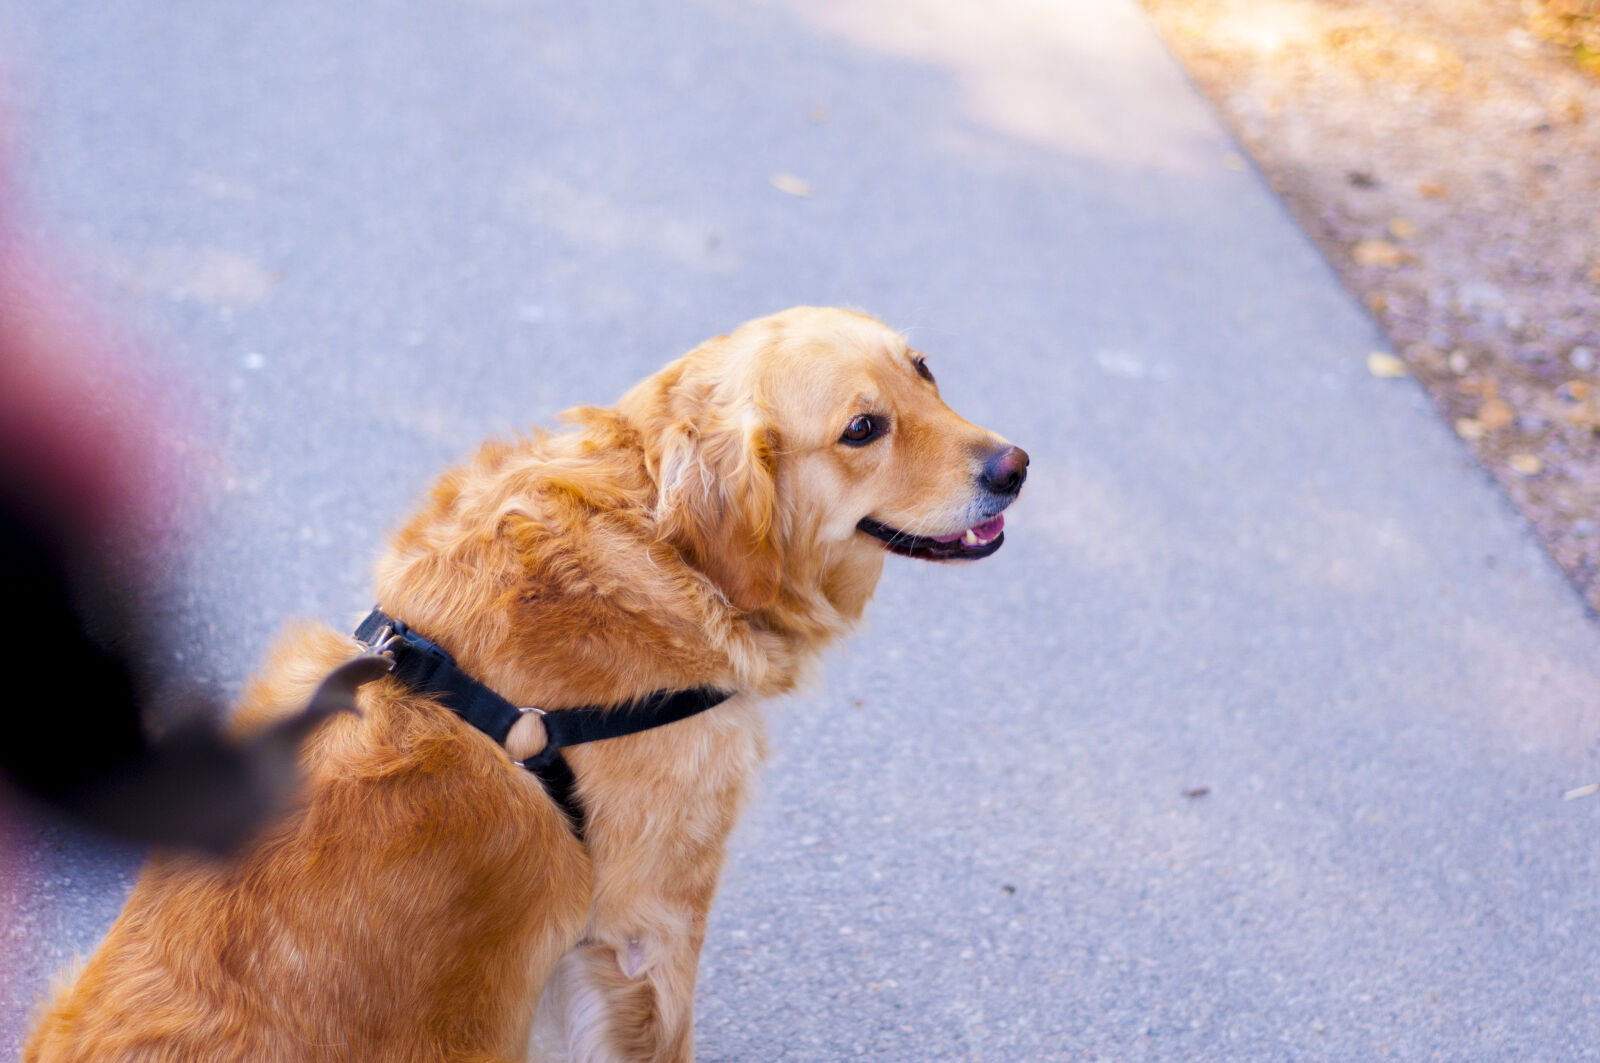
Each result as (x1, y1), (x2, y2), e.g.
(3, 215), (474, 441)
(26, 307), (1025, 1063)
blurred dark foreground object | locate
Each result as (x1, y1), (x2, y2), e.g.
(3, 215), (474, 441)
(0, 176), (352, 854)
(0, 514), (360, 853)
(0, 407), (360, 856)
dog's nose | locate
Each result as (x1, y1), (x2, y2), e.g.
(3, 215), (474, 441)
(981, 445), (1029, 495)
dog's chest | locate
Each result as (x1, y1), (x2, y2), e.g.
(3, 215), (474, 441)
(567, 694), (767, 864)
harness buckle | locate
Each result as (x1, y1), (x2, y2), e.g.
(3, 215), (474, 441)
(361, 623), (402, 671)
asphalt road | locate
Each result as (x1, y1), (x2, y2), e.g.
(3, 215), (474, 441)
(4, 2), (1599, 1060)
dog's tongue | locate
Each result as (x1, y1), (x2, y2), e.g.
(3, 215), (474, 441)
(932, 514), (1005, 543)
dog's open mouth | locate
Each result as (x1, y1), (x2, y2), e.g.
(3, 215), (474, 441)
(856, 514), (1006, 561)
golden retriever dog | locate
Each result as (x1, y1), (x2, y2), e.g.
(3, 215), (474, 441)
(26, 306), (1027, 1063)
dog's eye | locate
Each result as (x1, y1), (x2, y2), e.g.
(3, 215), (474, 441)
(839, 414), (881, 446)
(912, 357), (935, 384)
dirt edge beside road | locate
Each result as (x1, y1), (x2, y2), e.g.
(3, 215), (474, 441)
(1141, 0), (1600, 614)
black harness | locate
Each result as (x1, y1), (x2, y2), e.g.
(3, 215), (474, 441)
(352, 608), (731, 841)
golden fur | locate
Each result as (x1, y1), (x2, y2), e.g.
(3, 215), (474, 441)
(26, 307), (1023, 1063)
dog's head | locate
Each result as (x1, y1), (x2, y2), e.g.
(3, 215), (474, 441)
(621, 307), (1027, 613)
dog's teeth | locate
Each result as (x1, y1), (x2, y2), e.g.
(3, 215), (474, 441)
(963, 529), (979, 546)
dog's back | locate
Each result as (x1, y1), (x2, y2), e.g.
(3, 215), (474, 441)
(25, 624), (591, 1063)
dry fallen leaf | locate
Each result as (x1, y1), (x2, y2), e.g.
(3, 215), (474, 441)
(1352, 239), (1415, 268)
(1565, 399), (1600, 431)
(1478, 398), (1514, 431)
(1388, 218), (1416, 241)
(1509, 453), (1543, 475)
(1406, 343), (1446, 372)
(1455, 418), (1486, 440)
(1367, 352), (1408, 378)
(770, 173), (815, 198)
(1417, 180), (1450, 199)
(1365, 291), (1389, 314)
(1457, 375), (1498, 398)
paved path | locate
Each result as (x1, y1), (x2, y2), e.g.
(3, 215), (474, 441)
(4, 2), (1598, 1059)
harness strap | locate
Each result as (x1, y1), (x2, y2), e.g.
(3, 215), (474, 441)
(354, 609), (524, 744)
(353, 608), (732, 842)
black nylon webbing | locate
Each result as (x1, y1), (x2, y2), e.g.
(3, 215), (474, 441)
(355, 609), (524, 744)
(537, 686), (734, 750)
(353, 608), (732, 842)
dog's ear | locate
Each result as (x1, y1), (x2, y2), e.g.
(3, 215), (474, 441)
(646, 382), (782, 613)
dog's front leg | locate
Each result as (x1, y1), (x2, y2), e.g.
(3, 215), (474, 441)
(530, 921), (707, 1063)
(526, 806), (737, 1063)
(528, 702), (764, 1063)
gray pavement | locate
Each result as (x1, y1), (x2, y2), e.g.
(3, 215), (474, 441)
(4, 1), (1599, 1060)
